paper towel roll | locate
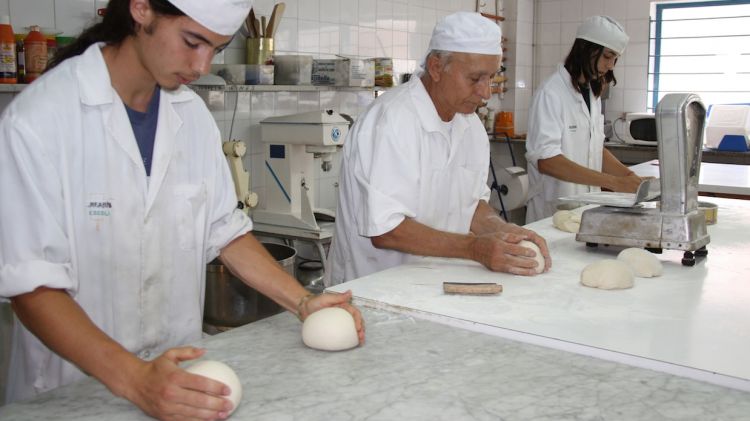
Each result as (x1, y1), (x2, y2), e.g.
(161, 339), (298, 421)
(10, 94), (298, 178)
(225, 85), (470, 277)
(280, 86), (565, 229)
(493, 166), (529, 211)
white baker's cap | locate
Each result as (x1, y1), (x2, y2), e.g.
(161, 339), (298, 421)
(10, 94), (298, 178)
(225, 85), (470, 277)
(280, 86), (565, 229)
(170, 0), (253, 36)
(575, 15), (629, 55)
(427, 11), (502, 56)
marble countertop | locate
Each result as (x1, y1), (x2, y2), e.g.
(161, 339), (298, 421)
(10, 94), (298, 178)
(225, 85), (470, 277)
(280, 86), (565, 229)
(2, 309), (750, 421)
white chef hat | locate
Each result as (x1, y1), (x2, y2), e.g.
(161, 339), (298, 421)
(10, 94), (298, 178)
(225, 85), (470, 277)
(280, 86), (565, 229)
(575, 15), (629, 55)
(427, 12), (502, 56)
(170, 0), (253, 36)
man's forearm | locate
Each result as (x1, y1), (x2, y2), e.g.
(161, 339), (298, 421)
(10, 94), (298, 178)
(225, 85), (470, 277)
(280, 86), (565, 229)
(370, 218), (476, 260)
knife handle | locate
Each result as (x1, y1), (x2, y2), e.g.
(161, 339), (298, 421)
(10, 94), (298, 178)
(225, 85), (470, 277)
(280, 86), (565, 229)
(443, 282), (503, 295)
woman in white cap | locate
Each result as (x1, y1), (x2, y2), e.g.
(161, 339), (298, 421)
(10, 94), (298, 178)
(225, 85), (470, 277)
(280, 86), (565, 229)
(525, 15), (645, 222)
(328, 11), (550, 286)
(0, 0), (363, 418)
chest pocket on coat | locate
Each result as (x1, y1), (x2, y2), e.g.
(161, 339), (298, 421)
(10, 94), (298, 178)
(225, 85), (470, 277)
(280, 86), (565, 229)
(422, 166), (483, 234)
(173, 184), (206, 251)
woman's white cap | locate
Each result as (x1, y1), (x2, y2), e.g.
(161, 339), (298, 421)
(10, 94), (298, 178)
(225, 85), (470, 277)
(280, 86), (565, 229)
(427, 12), (502, 56)
(170, 0), (253, 36)
(576, 15), (629, 55)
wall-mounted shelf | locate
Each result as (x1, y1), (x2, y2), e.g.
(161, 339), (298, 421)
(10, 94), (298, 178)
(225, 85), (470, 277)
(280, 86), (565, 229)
(189, 84), (382, 93)
(0, 84), (26, 93)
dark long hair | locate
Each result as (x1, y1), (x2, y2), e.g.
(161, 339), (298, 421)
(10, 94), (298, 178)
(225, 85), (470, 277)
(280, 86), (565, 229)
(563, 38), (617, 97)
(46, 0), (183, 70)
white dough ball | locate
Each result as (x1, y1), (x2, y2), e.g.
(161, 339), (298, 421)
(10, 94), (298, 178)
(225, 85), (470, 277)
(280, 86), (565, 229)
(552, 210), (581, 233)
(580, 260), (634, 290)
(302, 307), (359, 351)
(519, 240), (545, 274)
(185, 360), (242, 415)
(617, 248), (663, 278)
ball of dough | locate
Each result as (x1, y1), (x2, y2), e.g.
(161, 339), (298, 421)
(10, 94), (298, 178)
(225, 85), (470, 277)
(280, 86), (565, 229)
(580, 260), (634, 290)
(302, 307), (359, 351)
(552, 210), (581, 233)
(617, 248), (663, 278)
(185, 360), (242, 414)
(518, 240), (545, 274)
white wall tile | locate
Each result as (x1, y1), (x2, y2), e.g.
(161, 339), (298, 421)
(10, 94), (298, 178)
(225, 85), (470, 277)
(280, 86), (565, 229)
(339, 24), (359, 56)
(580, 0), (604, 16)
(623, 88), (647, 113)
(627, 0), (651, 21)
(418, 7), (436, 34)
(624, 41), (648, 67)
(538, 0), (562, 24)
(297, 19), (320, 53)
(603, 0), (628, 22)
(10, 0), (54, 30)
(626, 18), (649, 44)
(559, 0), (582, 23)
(319, 22), (340, 55)
(358, 0), (376, 27)
(538, 22), (560, 46)
(358, 26), (377, 57)
(560, 22), (579, 48)
(274, 17), (299, 53)
(298, 91), (320, 112)
(320, 0), (340, 23)
(392, 1), (409, 32)
(52, 0), (93, 36)
(376, 0), (393, 30)
(375, 28), (393, 57)
(340, 0), (358, 25)
(393, 30), (408, 60)
(299, 0), (320, 22)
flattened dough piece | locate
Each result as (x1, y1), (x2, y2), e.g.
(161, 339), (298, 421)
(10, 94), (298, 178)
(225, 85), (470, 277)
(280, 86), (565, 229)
(519, 240), (545, 274)
(617, 248), (663, 278)
(580, 260), (634, 290)
(552, 210), (581, 233)
(302, 307), (359, 351)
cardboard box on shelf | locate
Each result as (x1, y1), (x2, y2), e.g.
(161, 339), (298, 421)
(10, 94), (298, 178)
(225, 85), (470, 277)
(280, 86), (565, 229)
(312, 58), (374, 87)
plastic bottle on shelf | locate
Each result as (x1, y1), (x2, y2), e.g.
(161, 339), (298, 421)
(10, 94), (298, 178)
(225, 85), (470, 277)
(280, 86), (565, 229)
(0, 15), (17, 84)
(24, 25), (47, 83)
(494, 111), (514, 138)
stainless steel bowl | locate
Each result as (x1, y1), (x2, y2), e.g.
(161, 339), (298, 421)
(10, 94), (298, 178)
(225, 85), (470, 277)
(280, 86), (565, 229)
(204, 242), (296, 327)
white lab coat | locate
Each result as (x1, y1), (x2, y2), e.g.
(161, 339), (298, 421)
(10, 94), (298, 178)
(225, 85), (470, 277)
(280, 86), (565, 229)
(327, 76), (491, 284)
(0, 44), (252, 402)
(525, 64), (605, 223)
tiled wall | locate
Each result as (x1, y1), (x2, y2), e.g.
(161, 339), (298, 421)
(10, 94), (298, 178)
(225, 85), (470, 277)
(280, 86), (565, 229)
(533, 0), (655, 126)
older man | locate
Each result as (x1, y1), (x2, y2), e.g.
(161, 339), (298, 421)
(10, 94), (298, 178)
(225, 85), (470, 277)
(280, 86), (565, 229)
(328, 12), (551, 285)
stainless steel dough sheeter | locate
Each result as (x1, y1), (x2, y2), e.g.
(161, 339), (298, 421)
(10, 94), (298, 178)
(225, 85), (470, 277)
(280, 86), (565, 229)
(560, 93), (709, 266)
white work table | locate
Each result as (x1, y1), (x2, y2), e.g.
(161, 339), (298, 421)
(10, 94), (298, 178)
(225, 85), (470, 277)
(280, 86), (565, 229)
(329, 197), (750, 392)
(631, 159), (750, 197)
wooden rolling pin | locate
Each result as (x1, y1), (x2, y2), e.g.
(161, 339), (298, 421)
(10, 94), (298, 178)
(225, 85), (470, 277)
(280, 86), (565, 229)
(443, 282), (503, 295)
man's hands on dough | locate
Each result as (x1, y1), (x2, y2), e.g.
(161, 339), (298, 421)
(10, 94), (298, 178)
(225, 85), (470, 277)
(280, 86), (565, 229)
(303, 291), (365, 345)
(470, 224), (551, 275)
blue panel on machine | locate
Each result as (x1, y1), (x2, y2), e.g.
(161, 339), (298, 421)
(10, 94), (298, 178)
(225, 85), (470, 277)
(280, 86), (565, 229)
(269, 144), (285, 159)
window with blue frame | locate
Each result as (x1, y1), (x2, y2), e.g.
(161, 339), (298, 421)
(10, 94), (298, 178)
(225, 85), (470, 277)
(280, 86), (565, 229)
(649, 0), (750, 110)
